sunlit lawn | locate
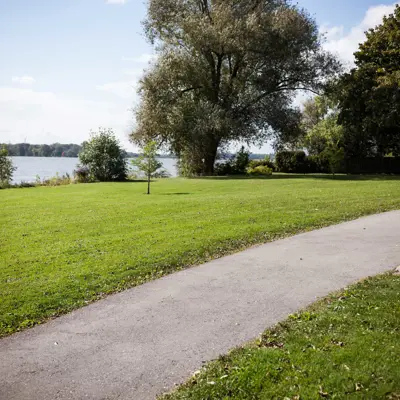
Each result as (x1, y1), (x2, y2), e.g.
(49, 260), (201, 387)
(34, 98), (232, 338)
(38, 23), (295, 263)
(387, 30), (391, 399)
(1, 175), (400, 336)
(162, 272), (400, 399)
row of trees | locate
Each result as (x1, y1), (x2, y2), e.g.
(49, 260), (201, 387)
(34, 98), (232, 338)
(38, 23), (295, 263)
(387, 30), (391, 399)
(2, 143), (82, 157)
(130, 0), (399, 175)
(291, 5), (400, 166)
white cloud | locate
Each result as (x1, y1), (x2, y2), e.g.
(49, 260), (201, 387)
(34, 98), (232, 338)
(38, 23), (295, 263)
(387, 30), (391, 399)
(122, 54), (155, 63)
(96, 80), (138, 98)
(106, 0), (127, 4)
(96, 63), (148, 98)
(321, 3), (397, 67)
(12, 76), (36, 85)
(0, 87), (134, 149)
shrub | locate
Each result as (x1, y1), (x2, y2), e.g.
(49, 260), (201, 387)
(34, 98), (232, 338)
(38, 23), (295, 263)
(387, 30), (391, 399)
(307, 155), (329, 173)
(345, 157), (400, 174)
(214, 160), (235, 175)
(248, 158), (276, 171)
(74, 166), (91, 183)
(153, 169), (171, 178)
(275, 151), (308, 173)
(79, 128), (127, 182)
(234, 146), (250, 172)
(215, 147), (250, 175)
(35, 173), (73, 187)
(0, 147), (16, 186)
(247, 165), (273, 176)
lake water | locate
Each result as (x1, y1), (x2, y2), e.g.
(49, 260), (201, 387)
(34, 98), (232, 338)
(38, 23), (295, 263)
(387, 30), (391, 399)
(11, 157), (179, 183)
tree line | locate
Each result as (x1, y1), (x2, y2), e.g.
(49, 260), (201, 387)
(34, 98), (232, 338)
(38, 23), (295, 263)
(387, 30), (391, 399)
(2, 143), (82, 158)
(131, 0), (400, 175)
(289, 5), (400, 166)
(1, 142), (177, 159)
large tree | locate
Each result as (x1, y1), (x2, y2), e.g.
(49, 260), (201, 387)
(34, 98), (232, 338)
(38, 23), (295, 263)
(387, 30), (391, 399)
(131, 0), (340, 175)
(336, 5), (400, 157)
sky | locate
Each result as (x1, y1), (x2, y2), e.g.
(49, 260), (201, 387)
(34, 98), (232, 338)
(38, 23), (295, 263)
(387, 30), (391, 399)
(0, 0), (398, 153)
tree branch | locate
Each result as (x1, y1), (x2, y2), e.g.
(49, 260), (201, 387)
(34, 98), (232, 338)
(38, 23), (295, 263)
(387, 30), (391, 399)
(179, 86), (202, 95)
(240, 86), (321, 113)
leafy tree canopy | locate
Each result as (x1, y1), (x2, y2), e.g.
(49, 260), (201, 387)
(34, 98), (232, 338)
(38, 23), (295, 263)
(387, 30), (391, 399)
(131, 0), (340, 174)
(300, 95), (343, 157)
(336, 5), (400, 157)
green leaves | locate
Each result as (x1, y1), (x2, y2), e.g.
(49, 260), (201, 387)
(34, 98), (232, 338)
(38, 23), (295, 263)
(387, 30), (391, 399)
(0, 147), (16, 186)
(132, 141), (164, 194)
(336, 5), (400, 157)
(132, 0), (340, 174)
(79, 128), (128, 182)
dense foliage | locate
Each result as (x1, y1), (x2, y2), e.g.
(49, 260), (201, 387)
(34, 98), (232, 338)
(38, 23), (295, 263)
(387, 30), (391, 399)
(214, 147), (250, 176)
(247, 158), (276, 172)
(79, 128), (128, 182)
(336, 5), (400, 157)
(1, 143), (82, 157)
(275, 151), (308, 173)
(246, 165), (273, 176)
(275, 150), (342, 174)
(73, 166), (91, 183)
(131, 0), (340, 175)
(0, 148), (16, 186)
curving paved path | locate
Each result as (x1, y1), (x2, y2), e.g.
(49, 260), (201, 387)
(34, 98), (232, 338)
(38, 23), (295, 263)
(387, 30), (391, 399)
(1, 211), (400, 400)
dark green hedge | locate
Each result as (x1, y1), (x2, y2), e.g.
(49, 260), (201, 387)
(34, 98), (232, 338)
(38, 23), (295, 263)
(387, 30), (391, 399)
(275, 151), (332, 173)
(275, 151), (400, 174)
(345, 157), (400, 174)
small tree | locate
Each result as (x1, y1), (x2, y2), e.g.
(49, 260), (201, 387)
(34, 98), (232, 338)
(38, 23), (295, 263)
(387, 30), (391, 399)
(0, 147), (16, 186)
(322, 143), (344, 176)
(79, 128), (127, 182)
(132, 141), (163, 194)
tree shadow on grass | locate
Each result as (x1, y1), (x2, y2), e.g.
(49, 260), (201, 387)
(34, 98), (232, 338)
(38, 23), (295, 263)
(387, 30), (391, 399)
(161, 192), (191, 195)
(202, 174), (400, 182)
(114, 179), (149, 183)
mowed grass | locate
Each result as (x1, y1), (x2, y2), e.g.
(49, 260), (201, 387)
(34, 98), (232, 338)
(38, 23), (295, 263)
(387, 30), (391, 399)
(1, 175), (400, 336)
(162, 272), (400, 400)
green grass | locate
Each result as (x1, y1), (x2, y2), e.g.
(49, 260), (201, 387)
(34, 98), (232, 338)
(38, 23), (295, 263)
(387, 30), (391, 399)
(1, 175), (400, 337)
(162, 272), (400, 399)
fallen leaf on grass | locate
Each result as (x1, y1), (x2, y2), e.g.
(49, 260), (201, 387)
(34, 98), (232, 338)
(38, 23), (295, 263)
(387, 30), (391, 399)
(319, 386), (329, 397)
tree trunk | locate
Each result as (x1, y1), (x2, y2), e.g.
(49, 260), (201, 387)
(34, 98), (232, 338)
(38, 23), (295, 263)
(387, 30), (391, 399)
(147, 172), (150, 194)
(202, 139), (219, 175)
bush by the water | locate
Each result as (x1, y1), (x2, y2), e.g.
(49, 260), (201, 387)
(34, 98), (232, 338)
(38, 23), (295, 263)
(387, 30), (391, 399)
(79, 128), (127, 182)
(35, 173), (73, 187)
(74, 166), (91, 183)
(214, 147), (250, 175)
(0, 148), (16, 188)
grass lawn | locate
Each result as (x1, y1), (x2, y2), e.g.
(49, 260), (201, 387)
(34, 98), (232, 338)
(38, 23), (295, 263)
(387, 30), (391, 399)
(1, 175), (400, 337)
(162, 272), (400, 400)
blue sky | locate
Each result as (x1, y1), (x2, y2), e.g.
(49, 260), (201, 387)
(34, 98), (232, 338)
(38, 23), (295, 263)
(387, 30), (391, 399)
(0, 0), (397, 152)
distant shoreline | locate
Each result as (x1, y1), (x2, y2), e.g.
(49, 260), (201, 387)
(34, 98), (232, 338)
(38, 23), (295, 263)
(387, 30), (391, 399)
(10, 155), (178, 159)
